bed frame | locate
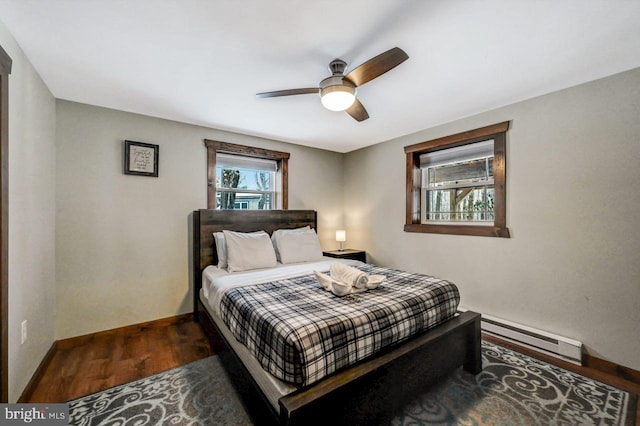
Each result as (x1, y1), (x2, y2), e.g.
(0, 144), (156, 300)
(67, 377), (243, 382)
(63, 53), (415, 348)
(191, 209), (482, 425)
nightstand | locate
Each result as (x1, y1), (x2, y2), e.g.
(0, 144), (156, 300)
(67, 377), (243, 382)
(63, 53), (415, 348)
(323, 249), (366, 263)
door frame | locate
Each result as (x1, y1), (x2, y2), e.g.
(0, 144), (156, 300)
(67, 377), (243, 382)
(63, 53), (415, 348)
(0, 43), (13, 402)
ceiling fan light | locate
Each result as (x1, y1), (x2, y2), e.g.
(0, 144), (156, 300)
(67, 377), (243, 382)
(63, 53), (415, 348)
(320, 85), (356, 111)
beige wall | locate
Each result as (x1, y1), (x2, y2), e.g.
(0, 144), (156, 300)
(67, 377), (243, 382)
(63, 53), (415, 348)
(1, 20), (57, 402)
(55, 101), (345, 339)
(344, 68), (640, 371)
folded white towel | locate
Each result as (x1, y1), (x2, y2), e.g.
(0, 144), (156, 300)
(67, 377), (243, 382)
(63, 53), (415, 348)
(330, 262), (368, 289)
(315, 265), (386, 297)
(366, 274), (386, 289)
(314, 270), (332, 291)
(314, 271), (352, 296)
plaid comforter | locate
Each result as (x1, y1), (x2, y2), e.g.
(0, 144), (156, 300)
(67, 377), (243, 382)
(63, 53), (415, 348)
(219, 264), (460, 387)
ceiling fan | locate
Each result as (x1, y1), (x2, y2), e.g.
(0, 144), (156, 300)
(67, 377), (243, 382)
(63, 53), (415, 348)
(256, 47), (409, 122)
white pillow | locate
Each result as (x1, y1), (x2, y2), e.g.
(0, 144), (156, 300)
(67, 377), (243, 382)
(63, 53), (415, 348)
(277, 229), (324, 264)
(214, 230), (265, 269)
(223, 230), (277, 272)
(213, 232), (227, 269)
(271, 226), (311, 261)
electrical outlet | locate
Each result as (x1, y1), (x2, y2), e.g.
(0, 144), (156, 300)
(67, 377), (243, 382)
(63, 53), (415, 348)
(21, 320), (27, 344)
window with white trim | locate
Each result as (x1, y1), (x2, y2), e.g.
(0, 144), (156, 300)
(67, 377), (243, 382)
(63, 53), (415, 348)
(421, 140), (495, 224)
(216, 154), (279, 210)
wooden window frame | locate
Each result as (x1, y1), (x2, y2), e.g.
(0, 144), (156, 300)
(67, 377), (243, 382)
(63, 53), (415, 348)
(404, 122), (511, 238)
(204, 140), (290, 210)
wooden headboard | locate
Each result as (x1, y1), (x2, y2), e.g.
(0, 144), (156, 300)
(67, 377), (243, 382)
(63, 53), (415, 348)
(190, 209), (317, 313)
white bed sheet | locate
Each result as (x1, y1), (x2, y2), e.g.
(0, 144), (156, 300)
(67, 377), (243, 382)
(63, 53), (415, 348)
(199, 256), (364, 410)
(203, 256), (364, 316)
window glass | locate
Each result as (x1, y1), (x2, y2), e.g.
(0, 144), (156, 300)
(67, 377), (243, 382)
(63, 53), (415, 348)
(428, 157), (493, 187)
(216, 192), (272, 210)
(421, 143), (494, 224)
(215, 154), (276, 210)
(216, 167), (273, 191)
(426, 186), (495, 221)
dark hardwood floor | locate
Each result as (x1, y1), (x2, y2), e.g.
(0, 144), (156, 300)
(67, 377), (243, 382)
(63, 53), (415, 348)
(20, 315), (639, 424)
(21, 314), (213, 403)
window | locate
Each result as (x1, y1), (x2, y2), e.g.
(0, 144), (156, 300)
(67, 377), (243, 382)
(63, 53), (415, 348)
(234, 201), (250, 209)
(404, 122), (510, 238)
(216, 154), (277, 210)
(421, 140), (495, 223)
(204, 140), (289, 210)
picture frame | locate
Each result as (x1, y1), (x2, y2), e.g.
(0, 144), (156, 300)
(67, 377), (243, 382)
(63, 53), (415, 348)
(124, 140), (159, 177)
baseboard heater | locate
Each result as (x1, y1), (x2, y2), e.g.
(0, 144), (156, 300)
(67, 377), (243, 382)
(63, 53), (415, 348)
(459, 308), (583, 365)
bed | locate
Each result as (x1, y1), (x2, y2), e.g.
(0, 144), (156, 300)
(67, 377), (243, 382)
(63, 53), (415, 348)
(191, 209), (482, 425)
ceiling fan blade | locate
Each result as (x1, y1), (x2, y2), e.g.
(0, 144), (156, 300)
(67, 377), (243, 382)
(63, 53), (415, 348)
(345, 47), (409, 87)
(346, 98), (369, 122)
(256, 88), (318, 98)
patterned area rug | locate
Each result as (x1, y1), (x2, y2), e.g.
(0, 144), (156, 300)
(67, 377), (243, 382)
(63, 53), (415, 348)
(68, 341), (637, 425)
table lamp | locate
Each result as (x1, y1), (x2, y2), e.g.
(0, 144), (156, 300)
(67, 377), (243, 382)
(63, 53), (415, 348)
(335, 230), (346, 251)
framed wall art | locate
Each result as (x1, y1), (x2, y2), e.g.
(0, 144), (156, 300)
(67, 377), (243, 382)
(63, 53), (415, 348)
(124, 140), (159, 177)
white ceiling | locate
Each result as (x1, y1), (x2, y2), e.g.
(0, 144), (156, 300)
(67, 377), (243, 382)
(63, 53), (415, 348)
(1, 1), (639, 153)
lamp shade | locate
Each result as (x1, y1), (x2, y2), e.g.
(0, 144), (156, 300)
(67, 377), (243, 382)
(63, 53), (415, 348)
(335, 230), (346, 242)
(319, 76), (356, 111)
(320, 87), (356, 111)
